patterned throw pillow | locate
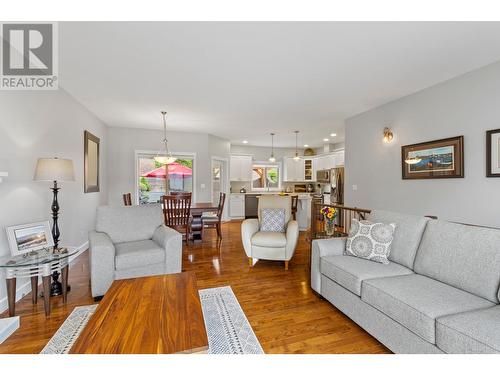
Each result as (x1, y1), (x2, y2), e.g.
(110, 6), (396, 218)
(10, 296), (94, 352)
(345, 219), (396, 264)
(260, 208), (286, 232)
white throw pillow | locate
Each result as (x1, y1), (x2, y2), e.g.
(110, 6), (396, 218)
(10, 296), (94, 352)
(345, 219), (396, 264)
(260, 208), (286, 233)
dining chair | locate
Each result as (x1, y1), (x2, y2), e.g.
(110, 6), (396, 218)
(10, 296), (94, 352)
(123, 193), (132, 206)
(291, 195), (299, 220)
(162, 194), (192, 246)
(201, 192), (226, 244)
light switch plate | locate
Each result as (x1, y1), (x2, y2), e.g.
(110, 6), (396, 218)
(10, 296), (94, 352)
(200, 183), (206, 189)
(352, 184), (358, 191)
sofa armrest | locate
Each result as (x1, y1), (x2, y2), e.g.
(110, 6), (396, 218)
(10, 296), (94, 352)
(153, 225), (183, 273)
(241, 219), (259, 258)
(89, 230), (116, 297)
(310, 238), (347, 294)
(285, 220), (299, 260)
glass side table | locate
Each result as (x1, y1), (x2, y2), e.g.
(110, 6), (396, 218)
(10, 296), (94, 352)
(0, 248), (77, 317)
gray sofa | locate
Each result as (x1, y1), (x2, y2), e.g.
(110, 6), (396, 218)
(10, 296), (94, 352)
(89, 204), (182, 297)
(311, 210), (500, 354)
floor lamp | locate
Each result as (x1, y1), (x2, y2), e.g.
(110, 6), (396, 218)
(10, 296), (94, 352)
(34, 157), (75, 296)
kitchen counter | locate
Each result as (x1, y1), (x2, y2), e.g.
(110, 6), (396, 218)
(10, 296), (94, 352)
(230, 192), (314, 198)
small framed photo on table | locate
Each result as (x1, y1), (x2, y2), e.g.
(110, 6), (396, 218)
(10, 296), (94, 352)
(486, 128), (500, 177)
(6, 221), (54, 257)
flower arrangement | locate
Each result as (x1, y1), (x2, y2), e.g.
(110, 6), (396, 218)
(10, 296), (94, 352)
(320, 206), (337, 235)
(320, 206), (337, 221)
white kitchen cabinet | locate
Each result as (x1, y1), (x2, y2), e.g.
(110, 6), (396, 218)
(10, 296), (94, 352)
(283, 157), (305, 181)
(314, 154), (336, 171)
(229, 194), (245, 218)
(296, 195), (312, 231)
(334, 150), (345, 166)
(230, 155), (252, 181)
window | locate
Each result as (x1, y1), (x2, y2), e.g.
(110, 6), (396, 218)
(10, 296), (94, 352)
(252, 163), (281, 190)
(137, 153), (194, 204)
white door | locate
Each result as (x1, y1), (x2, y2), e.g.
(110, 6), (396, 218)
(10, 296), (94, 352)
(212, 158), (229, 220)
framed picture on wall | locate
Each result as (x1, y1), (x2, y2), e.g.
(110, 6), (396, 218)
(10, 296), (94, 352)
(6, 221), (54, 256)
(84, 130), (100, 193)
(486, 128), (500, 177)
(401, 136), (464, 179)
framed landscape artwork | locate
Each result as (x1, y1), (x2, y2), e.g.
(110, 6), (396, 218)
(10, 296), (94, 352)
(84, 130), (100, 193)
(401, 136), (464, 179)
(6, 221), (54, 256)
(486, 128), (500, 177)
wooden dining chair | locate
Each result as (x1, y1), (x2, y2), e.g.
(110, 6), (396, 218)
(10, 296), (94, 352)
(123, 193), (132, 206)
(291, 195), (299, 220)
(201, 192), (226, 244)
(162, 194), (192, 246)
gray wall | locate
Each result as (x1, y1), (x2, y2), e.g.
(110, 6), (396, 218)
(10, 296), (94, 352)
(345, 61), (500, 227)
(0, 89), (108, 307)
(106, 127), (230, 205)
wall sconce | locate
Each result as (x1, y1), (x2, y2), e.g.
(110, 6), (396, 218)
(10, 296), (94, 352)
(383, 127), (394, 143)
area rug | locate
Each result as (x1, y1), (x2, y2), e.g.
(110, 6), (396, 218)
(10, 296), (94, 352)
(41, 286), (263, 354)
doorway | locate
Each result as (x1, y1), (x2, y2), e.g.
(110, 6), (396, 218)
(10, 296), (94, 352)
(211, 157), (229, 220)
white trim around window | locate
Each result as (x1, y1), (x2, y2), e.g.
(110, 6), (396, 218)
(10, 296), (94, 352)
(134, 150), (197, 204)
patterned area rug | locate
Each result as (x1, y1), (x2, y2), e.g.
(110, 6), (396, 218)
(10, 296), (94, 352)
(41, 286), (263, 354)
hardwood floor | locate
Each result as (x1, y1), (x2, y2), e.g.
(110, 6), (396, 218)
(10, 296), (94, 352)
(0, 221), (390, 354)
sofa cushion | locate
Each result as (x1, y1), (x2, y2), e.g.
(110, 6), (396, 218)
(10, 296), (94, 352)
(251, 231), (287, 248)
(414, 220), (500, 303)
(368, 210), (429, 269)
(345, 219), (396, 264)
(321, 255), (413, 296)
(115, 240), (165, 270)
(96, 204), (164, 244)
(436, 306), (500, 353)
(361, 274), (494, 344)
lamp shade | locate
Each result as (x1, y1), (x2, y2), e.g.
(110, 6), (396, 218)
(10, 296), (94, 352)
(33, 158), (75, 182)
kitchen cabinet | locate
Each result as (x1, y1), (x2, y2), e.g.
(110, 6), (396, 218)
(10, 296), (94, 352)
(314, 154), (336, 171)
(230, 155), (252, 181)
(296, 195), (312, 231)
(304, 158), (315, 181)
(229, 194), (245, 218)
(283, 157), (305, 181)
(334, 150), (345, 166)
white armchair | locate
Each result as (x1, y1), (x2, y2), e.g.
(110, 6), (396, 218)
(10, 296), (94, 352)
(241, 195), (299, 270)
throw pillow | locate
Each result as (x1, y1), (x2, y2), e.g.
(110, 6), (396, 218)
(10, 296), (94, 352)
(260, 208), (286, 232)
(345, 219), (396, 264)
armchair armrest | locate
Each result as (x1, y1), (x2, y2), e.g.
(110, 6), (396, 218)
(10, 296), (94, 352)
(89, 230), (116, 297)
(153, 225), (183, 273)
(241, 219), (259, 257)
(285, 220), (299, 260)
(310, 238), (347, 294)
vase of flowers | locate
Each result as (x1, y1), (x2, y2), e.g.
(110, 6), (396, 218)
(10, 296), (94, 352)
(320, 206), (338, 236)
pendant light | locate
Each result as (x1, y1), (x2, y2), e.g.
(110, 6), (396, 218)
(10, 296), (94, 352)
(154, 111), (177, 165)
(268, 133), (276, 162)
(293, 130), (301, 161)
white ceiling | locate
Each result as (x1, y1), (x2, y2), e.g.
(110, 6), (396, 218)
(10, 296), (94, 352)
(60, 22), (500, 148)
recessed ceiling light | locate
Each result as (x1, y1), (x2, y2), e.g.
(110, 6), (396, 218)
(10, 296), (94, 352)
(303, 144), (309, 148)
(323, 138), (329, 142)
(330, 133), (337, 137)
(242, 140), (248, 144)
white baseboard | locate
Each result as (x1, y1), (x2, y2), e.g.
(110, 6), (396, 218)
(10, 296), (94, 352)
(0, 242), (88, 315)
(0, 316), (19, 344)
